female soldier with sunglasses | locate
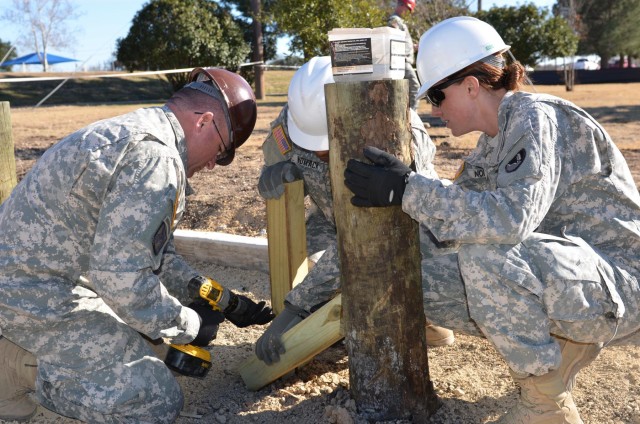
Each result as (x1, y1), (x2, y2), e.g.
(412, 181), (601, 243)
(345, 16), (640, 423)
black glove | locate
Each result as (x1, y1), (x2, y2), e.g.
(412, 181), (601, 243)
(255, 302), (309, 365)
(188, 299), (226, 347)
(258, 161), (303, 199)
(344, 146), (412, 207)
(224, 292), (275, 328)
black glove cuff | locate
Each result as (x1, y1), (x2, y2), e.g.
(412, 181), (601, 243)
(224, 292), (240, 314)
(284, 301), (311, 319)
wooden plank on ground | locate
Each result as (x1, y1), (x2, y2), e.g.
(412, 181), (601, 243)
(238, 294), (343, 391)
(266, 179), (307, 315)
(173, 229), (268, 273)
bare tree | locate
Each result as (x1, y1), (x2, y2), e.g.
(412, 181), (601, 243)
(1, 0), (81, 72)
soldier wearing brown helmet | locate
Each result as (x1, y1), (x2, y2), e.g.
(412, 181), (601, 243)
(0, 68), (273, 422)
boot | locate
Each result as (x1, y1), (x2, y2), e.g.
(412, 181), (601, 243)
(554, 336), (602, 392)
(425, 323), (455, 347)
(0, 336), (38, 421)
(498, 369), (583, 424)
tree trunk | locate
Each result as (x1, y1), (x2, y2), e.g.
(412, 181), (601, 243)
(0, 102), (17, 204)
(325, 80), (438, 421)
(251, 0), (265, 100)
(564, 57), (575, 92)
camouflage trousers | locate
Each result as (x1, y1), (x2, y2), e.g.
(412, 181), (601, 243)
(421, 231), (640, 376)
(286, 208), (341, 313)
(405, 62), (420, 111)
(0, 285), (182, 423)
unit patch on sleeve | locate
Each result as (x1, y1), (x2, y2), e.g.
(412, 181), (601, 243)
(152, 217), (171, 256)
(272, 124), (292, 155)
(505, 148), (526, 173)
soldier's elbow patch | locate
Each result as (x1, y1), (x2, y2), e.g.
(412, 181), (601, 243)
(152, 217), (171, 256)
(497, 133), (543, 187)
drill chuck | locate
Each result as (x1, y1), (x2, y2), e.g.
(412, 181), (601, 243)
(188, 276), (231, 310)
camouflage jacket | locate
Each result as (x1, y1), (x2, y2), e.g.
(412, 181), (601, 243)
(0, 106), (200, 344)
(403, 91), (640, 275)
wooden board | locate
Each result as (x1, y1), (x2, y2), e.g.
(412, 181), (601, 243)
(238, 294), (343, 391)
(266, 179), (307, 314)
(173, 229), (269, 272)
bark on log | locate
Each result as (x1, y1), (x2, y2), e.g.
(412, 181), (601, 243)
(325, 80), (439, 421)
(0, 102), (17, 204)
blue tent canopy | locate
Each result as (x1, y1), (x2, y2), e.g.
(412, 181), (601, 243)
(0, 52), (79, 66)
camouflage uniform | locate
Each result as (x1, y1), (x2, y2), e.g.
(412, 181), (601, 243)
(261, 105), (436, 312)
(403, 91), (640, 376)
(388, 12), (420, 110)
(0, 106), (203, 423)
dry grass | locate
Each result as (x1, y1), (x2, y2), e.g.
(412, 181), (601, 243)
(6, 79), (640, 182)
(421, 82), (640, 150)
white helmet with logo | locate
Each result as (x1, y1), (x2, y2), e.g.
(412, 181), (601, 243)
(415, 16), (510, 100)
(287, 56), (334, 151)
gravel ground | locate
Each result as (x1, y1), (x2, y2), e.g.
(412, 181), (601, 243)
(7, 83), (640, 424)
(19, 259), (640, 424)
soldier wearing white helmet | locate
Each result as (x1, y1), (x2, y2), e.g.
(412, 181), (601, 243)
(345, 16), (640, 423)
(256, 56), (454, 365)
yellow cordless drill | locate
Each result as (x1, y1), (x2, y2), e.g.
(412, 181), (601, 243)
(164, 276), (229, 378)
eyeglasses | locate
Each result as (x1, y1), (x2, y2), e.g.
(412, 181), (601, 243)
(191, 72), (236, 166)
(425, 75), (471, 108)
(195, 112), (233, 165)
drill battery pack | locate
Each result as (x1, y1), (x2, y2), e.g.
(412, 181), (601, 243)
(165, 344), (212, 378)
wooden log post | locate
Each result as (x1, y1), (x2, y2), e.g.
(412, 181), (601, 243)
(0, 102), (17, 204)
(266, 179), (308, 315)
(325, 80), (439, 421)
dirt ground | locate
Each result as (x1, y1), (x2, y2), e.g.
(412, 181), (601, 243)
(5, 82), (640, 423)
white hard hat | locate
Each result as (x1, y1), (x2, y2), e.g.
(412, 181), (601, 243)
(415, 16), (510, 100)
(287, 56), (334, 151)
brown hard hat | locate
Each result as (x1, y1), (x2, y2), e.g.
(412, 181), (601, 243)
(189, 67), (257, 166)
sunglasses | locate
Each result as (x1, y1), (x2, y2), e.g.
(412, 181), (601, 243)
(195, 112), (234, 166)
(425, 75), (472, 108)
